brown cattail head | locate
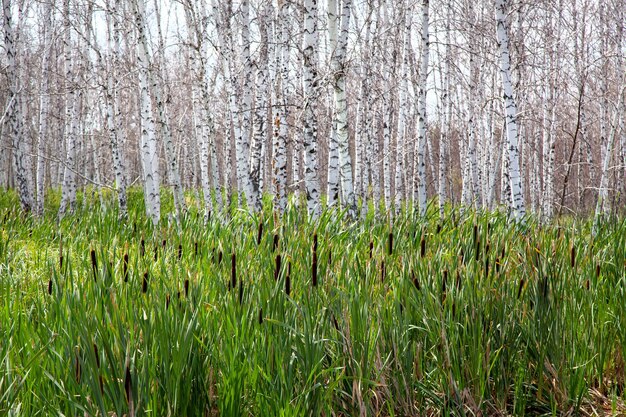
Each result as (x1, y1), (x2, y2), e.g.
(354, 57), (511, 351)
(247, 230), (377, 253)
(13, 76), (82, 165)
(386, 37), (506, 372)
(123, 253), (129, 282)
(166, 294), (170, 309)
(485, 242), (490, 255)
(47, 278), (53, 295)
(194, 241), (198, 257)
(585, 279), (590, 290)
(90, 249), (98, 281)
(436, 223), (442, 234)
(369, 241), (374, 259)
(184, 279), (189, 298)
(178, 244), (183, 260)
(596, 263), (600, 278)
(140, 238), (145, 257)
(313, 233), (318, 252)
(124, 364), (132, 402)
(495, 257), (501, 273)
(388, 232), (393, 256)
(75, 353), (81, 383)
(412, 269), (420, 290)
(517, 278), (525, 299)
(312, 251), (318, 287)
(475, 240), (481, 262)
(142, 271), (148, 293)
(238, 280), (243, 305)
(257, 221), (264, 245)
(93, 343), (100, 368)
(153, 245), (158, 261)
(420, 236), (426, 258)
(162, 239), (167, 249)
(473, 224), (478, 244)
(231, 253), (237, 290)
(272, 234), (279, 252)
(570, 245), (576, 268)
(218, 251), (223, 265)
(285, 272), (291, 296)
(275, 254), (282, 281)
(485, 258), (490, 279)
(380, 261), (386, 283)
(258, 308), (263, 325)
(332, 314), (340, 331)
(59, 236), (64, 269)
(441, 270), (448, 304)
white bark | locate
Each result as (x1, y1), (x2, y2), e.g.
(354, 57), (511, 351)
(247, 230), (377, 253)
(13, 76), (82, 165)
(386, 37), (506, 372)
(249, 3), (270, 211)
(59, 0), (79, 216)
(302, 0), (321, 217)
(2, 0), (33, 212)
(413, 0), (429, 216)
(35, 1), (53, 217)
(272, 0), (289, 211)
(495, 0), (525, 219)
(133, 0), (161, 225)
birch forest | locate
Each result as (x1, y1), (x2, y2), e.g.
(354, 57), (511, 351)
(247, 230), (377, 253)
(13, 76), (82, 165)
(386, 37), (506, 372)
(1, 0), (624, 221)
(4, 1), (626, 416)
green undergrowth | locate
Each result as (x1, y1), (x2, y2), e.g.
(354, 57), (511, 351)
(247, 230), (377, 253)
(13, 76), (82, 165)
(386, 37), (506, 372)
(1, 188), (625, 416)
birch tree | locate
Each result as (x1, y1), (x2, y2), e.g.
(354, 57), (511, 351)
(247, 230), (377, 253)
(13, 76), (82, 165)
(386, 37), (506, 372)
(413, 0), (430, 216)
(495, 0), (525, 219)
(2, 0), (33, 212)
(133, 0), (161, 225)
(302, 0), (321, 216)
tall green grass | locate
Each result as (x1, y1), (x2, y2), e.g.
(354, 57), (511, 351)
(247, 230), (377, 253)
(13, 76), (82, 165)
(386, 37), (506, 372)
(0, 188), (625, 416)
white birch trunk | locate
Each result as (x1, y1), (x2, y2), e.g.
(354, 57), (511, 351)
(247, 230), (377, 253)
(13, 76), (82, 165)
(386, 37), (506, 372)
(35, 1), (53, 217)
(272, 0), (289, 212)
(328, 0), (354, 214)
(105, 0), (128, 216)
(495, 0), (525, 219)
(413, 0), (429, 216)
(133, 0), (161, 225)
(302, 0), (321, 217)
(2, 0), (33, 212)
(250, 3), (270, 211)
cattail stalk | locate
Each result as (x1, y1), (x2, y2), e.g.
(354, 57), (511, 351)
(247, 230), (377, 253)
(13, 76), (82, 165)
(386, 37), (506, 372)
(231, 253), (237, 290)
(274, 254), (282, 281)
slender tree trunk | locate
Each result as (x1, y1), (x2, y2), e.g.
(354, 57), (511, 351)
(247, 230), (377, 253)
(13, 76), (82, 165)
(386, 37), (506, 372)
(133, 0), (161, 225)
(495, 0), (525, 219)
(302, 0), (321, 217)
(35, 1), (53, 217)
(2, 0), (33, 213)
(413, 0), (429, 216)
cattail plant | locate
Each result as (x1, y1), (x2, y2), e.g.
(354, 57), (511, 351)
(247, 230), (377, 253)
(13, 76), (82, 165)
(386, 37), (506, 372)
(194, 241), (198, 257)
(123, 253), (129, 282)
(285, 263), (291, 297)
(47, 278), (52, 295)
(59, 235), (63, 269)
(380, 261), (386, 283)
(275, 254), (282, 281)
(184, 279), (189, 298)
(231, 253), (237, 290)
(388, 231), (393, 255)
(90, 249), (98, 282)
(125, 363), (134, 417)
(142, 271), (148, 293)
(436, 223), (442, 234)
(257, 221), (264, 245)
(273, 234), (279, 252)
(441, 270), (448, 304)
(420, 236), (426, 258)
(411, 269), (420, 290)
(166, 294), (170, 309)
(517, 278), (525, 299)
(140, 237), (145, 257)
(178, 244), (183, 260)
(369, 241), (374, 259)
(312, 234), (318, 287)
(238, 280), (243, 305)
(258, 308), (263, 325)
